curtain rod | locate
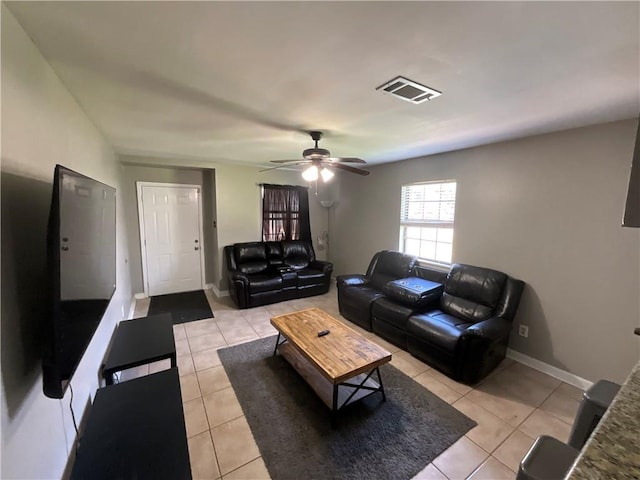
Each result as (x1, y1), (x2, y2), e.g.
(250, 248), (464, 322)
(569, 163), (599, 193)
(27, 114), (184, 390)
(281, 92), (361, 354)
(257, 183), (309, 189)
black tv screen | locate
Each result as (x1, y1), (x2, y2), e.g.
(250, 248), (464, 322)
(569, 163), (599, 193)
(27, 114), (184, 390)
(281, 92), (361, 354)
(43, 165), (116, 399)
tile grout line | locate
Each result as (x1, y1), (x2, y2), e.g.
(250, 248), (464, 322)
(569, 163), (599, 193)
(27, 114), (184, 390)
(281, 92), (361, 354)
(538, 381), (579, 425)
(220, 454), (264, 479)
(191, 348), (226, 480)
(432, 463), (451, 480)
(206, 427), (224, 480)
(491, 453), (518, 475)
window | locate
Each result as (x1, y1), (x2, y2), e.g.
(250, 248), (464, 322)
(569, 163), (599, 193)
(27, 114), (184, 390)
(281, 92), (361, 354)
(399, 180), (456, 265)
(261, 184), (311, 242)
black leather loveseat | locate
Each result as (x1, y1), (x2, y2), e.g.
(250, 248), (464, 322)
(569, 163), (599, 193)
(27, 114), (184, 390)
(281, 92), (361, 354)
(337, 250), (524, 384)
(224, 240), (332, 309)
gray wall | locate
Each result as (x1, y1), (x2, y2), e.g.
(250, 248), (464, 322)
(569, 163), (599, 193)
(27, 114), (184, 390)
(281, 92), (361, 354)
(119, 161), (217, 294)
(331, 119), (640, 384)
(203, 169), (218, 285)
(1, 7), (133, 478)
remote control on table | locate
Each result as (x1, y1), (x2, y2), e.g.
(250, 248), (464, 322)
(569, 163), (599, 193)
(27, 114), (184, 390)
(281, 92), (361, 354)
(317, 330), (330, 337)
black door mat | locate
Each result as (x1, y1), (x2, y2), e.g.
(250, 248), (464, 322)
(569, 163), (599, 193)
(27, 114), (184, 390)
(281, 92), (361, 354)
(148, 290), (214, 325)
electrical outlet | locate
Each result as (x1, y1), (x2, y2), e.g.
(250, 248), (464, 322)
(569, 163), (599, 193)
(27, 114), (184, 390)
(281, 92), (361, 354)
(518, 325), (529, 338)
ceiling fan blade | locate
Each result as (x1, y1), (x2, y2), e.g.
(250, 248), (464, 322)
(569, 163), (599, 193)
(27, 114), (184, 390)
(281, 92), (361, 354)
(270, 159), (309, 164)
(327, 157), (366, 164)
(259, 162), (307, 172)
(328, 163), (370, 176)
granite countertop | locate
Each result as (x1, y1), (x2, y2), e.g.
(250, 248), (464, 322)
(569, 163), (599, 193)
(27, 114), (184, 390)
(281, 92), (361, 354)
(567, 360), (640, 479)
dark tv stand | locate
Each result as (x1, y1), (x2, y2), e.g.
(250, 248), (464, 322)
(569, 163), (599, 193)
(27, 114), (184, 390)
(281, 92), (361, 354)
(102, 313), (176, 385)
(71, 368), (191, 479)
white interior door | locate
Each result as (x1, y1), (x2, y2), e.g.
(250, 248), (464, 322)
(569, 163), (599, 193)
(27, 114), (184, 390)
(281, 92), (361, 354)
(139, 184), (204, 296)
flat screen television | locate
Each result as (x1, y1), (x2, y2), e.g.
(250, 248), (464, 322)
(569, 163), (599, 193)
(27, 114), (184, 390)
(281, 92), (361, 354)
(43, 165), (116, 399)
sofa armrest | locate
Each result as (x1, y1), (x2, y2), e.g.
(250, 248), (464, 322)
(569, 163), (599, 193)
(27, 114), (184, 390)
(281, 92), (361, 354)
(458, 317), (512, 383)
(309, 260), (333, 275)
(229, 270), (250, 284)
(336, 274), (368, 288)
(494, 277), (525, 322)
(462, 317), (512, 342)
(228, 270), (251, 308)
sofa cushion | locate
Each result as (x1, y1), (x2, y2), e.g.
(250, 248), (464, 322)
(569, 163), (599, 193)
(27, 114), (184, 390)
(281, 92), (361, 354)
(370, 272), (398, 291)
(370, 251), (416, 284)
(407, 310), (473, 352)
(282, 240), (312, 270)
(265, 241), (284, 267)
(234, 242), (268, 274)
(296, 268), (326, 287)
(248, 274), (282, 294)
(338, 285), (386, 331)
(441, 264), (507, 323)
(371, 297), (416, 330)
(383, 277), (443, 308)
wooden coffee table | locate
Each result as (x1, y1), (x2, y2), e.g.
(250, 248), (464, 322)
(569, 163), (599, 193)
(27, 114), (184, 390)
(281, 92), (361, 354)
(270, 308), (392, 425)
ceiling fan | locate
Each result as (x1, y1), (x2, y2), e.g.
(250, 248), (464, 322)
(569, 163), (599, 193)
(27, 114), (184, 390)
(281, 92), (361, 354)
(262, 131), (370, 181)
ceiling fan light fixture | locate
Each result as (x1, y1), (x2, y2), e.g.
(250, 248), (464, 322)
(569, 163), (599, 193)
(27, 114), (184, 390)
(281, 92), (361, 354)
(320, 168), (334, 182)
(303, 147), (331, 159)
(302, 165), (319, 181)
(268, 130), (369, 178)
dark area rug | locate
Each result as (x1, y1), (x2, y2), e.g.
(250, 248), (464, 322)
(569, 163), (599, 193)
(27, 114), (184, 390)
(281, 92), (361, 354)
(219, 336), (476, 480)
(148, 290), (213, 324)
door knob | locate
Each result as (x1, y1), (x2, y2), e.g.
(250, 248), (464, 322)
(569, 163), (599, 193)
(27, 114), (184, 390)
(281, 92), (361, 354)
(194, 246), (199, 251)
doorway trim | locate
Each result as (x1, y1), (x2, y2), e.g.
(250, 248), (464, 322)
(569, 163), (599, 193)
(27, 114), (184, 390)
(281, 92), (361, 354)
(136, 181), (207, 298)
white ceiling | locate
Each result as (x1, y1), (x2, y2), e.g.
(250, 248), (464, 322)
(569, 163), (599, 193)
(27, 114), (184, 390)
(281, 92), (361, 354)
(6, 1), (640, 170)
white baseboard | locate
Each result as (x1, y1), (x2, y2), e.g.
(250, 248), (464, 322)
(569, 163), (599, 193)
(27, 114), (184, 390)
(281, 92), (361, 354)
(127, 297), (136, 320)
(134, 292), (147, 300)
(209, 284), (229, 298)
(507, 348), (593, 391)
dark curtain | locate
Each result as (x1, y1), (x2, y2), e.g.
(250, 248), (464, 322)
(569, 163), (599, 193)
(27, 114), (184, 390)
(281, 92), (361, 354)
(262, 184), (311, 242)
(298, 187), (312, 242)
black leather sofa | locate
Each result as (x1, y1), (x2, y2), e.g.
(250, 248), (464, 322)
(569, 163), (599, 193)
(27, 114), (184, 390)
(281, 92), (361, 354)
(337, 251), (524, 384)
(224, 240), (332, 309)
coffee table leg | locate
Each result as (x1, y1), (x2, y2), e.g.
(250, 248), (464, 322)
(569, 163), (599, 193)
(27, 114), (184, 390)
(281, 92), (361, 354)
(376, 367), (387, 402)
(331, 385), (339, 428)
(273, 333), (282, 356)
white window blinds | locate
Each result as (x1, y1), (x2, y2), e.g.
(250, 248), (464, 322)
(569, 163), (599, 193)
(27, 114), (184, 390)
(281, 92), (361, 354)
(400, 180), (457, 265)
(401, 181), (456, 226)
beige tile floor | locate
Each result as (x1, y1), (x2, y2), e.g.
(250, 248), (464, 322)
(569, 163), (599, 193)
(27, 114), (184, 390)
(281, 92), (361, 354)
(123, 285), (582, 480)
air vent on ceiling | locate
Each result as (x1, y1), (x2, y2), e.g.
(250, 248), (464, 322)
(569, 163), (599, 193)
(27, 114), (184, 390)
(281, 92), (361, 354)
(376, 76), (442, 104)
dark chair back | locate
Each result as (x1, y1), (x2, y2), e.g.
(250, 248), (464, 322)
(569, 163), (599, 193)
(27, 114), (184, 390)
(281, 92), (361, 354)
(367, 250), (417, 291)
(281, 240), (315, 270)
(441, 263), (524, 324)
(232, 242), (269, 275)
